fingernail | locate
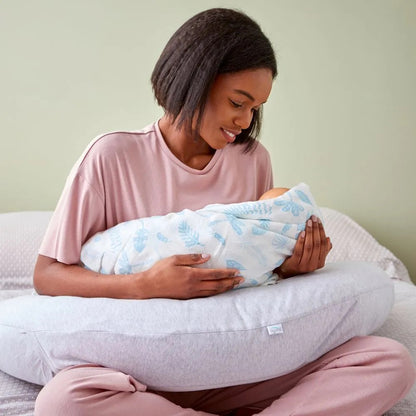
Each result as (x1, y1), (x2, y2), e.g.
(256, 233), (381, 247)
(311, 215), (318, 223)
(300, 231), (306, 238)
(234, 271), (241, 276)
(201, 254), (210, 259)
(307, 219), (312, 227)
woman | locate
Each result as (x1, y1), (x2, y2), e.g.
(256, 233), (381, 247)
(33, 8), (415, 416)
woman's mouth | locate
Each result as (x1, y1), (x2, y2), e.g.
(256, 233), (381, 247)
(221, 128), (240, 143)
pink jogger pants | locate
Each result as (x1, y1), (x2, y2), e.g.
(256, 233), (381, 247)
(34, 336), (415, 416)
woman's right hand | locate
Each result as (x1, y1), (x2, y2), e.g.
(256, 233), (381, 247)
(138, 254), (243, 300)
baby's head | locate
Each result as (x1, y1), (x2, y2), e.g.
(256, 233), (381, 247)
(259, 187), (290, 201)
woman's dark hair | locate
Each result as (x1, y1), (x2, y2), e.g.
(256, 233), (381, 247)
(151, 8), (277, 152)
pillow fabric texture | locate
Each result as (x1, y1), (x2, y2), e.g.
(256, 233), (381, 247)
(0, 262), (393, 391)
(80, 183), (321, 288)
(0, 211), (51, 290)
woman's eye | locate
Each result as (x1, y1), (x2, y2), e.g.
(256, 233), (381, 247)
(230, 100), (243, 108)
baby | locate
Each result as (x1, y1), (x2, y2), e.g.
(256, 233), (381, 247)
(81, 183), (321, 288)
(259, 187), (289, 200)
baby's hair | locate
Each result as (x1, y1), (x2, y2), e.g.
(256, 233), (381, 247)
(151, 8), (277, 152)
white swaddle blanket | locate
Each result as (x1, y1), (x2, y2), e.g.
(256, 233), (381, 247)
(81, 183), (322, 288)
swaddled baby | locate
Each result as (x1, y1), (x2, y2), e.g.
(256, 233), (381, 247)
(81, 183), (321, 288)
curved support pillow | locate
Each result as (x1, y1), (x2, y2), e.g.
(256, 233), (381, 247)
(0, 262), (393, 391)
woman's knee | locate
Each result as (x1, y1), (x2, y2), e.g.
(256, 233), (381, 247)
(372, 336), (416, 396)
(35, 373), (79, 416)
(34, 366), (100, 416)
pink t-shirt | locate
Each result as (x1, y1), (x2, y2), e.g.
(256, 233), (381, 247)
(39, 121), (274, 265)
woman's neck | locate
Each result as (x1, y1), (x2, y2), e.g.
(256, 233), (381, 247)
(158, 115), (215, 170)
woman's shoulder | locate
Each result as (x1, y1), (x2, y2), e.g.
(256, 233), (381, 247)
(86, 123), (158, 156)
(227, 140), (271, 163)
(74, 123), (157, 166)
(66, 123), (159, 181)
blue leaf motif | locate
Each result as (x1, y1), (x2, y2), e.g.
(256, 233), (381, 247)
(157, 232), (169, 243)
(213, 232), (226, 246)
(252, 226), (266, 236)
(295, 190), (312, 205)
(108, 228), (122, 252)
(281, 223), (291, 235)
(226, 259), (246, 270)
(134, 228), (148, 253)
(223, 202), (272, 217)
(272, 234), (288, 250)
(252, 219), (270, 235)
(297, 223), (306, 232)
(118, 251), (132, 275)
(226, 214), (244, 235)
(178, 221), (203, 248)
(274, 199), (304, 217)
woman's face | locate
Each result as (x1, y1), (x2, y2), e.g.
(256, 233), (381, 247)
(198, 68), (273, 150)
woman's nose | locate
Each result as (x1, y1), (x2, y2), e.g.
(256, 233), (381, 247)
(235, 110), (253, 130)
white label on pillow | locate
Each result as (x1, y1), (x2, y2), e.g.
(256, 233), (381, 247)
(267, 323), (283, 335)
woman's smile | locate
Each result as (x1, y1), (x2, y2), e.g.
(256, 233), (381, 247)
(221, 127), (240, 143)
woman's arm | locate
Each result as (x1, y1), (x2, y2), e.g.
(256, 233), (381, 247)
(34, 254), (243, 300)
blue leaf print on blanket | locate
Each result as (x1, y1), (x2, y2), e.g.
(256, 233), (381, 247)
(157, 232), (169, 243)
(272, 234), (289, 250)
(117, 251), (132, 275)
(295, 190), (312, 205)
(252, 219), (271, 235)
(226, 259), (246, 270)
(108, 228), (122, 252)
(274, 199), (304, 217)
(297, 223), (306, 232)
(134, 228), (148, 253)
(225, 214), (245, 235)
(223, 202), (272, 217)
(213, 232), (226, 246)
(179, 221), (204, 248)
(281, 223), (291, 235)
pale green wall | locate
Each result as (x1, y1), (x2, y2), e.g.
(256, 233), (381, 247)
(1, 0), (415, 281)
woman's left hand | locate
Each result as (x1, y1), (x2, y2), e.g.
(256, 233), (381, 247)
(275, 215), (332, 279)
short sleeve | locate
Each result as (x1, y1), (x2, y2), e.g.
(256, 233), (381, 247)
(39, 173), (106, 265)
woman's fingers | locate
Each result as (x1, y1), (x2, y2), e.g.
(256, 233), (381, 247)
(172, 253), (211, 266)
(169, 254), (243, 296)
(291, 231), (305, 263)
(318, 219), (329, 268)
(299, 217), (317, 272)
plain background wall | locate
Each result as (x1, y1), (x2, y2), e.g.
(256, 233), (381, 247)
(1, 0), (415, 281)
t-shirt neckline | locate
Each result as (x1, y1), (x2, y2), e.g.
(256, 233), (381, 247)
(154, 120), (223, 175)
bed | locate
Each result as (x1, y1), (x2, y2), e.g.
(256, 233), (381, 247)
(0, 208), (415, 415)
